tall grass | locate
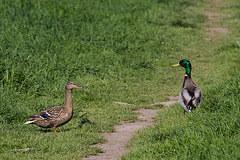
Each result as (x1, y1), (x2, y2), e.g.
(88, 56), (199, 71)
(0, 0), (205, 124)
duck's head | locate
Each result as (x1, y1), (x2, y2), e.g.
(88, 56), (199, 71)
(66, 82), (83, 90)
(172, 59), (191, 76)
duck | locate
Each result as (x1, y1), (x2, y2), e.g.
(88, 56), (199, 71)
(172, 59), (203, 113)
(24, 82), (83, 132)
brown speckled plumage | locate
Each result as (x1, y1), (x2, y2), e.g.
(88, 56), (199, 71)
(24, 82), (82, 132)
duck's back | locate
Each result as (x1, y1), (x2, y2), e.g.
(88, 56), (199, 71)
(180, 77), (203, 112)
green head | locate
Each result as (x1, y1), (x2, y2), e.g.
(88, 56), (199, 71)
(172, 59), (192, 76)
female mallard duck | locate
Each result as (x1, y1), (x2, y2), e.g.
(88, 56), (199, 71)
(172, 59), (203, 113)
(24, 82), (82, 132)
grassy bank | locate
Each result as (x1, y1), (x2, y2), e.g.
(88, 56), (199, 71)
(122, 0), (240, 159)
(0, 0), (239, 159)
(122, 75), (240, 159)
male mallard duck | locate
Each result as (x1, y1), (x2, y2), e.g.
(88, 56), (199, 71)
(24, 82), (83, 132)
(172, 59), (203, 113)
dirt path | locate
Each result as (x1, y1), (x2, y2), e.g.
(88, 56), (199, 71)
(205, 0), (229, 40)
(83, 96), (178, 160)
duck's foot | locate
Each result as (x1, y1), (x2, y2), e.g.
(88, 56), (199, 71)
(53, 127), (57, 133)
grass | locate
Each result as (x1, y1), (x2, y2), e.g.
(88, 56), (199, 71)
(0, 0), (240, 159)
(122, 75), (240, 159)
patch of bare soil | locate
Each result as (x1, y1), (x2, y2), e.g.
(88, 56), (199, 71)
(149, 95), (179, 107)
(83, 96), (178, 160)
(205, 0), (229, 40)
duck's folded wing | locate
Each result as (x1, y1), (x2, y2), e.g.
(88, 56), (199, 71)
(193, 87), (203, 107)
(180, 89), (191, 112)
(29, 106), (63, 119)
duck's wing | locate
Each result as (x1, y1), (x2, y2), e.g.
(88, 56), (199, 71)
(179, 88), (192, 112)
(192, 87), (203, 107)
(24, 106), (64, 125)
(180, 86), (203, 112)
(30, 106), (64, 120)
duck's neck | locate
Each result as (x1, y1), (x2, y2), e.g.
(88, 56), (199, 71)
(183, 74), (189, 88)
(185, 65), (191, 77)
(183, 73), (195, 88)
(63, 89), (73, 109)
(182, 64), (192, 88)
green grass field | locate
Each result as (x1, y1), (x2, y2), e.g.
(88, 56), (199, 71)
(0, 0), (239, 159)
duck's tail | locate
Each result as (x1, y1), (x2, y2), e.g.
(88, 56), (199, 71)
(23, 120), (35, 125)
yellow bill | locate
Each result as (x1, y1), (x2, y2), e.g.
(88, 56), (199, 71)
(172, 63), (180, 67)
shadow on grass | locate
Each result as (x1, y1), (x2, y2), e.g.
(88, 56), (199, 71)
(37, 118), (93, 133)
